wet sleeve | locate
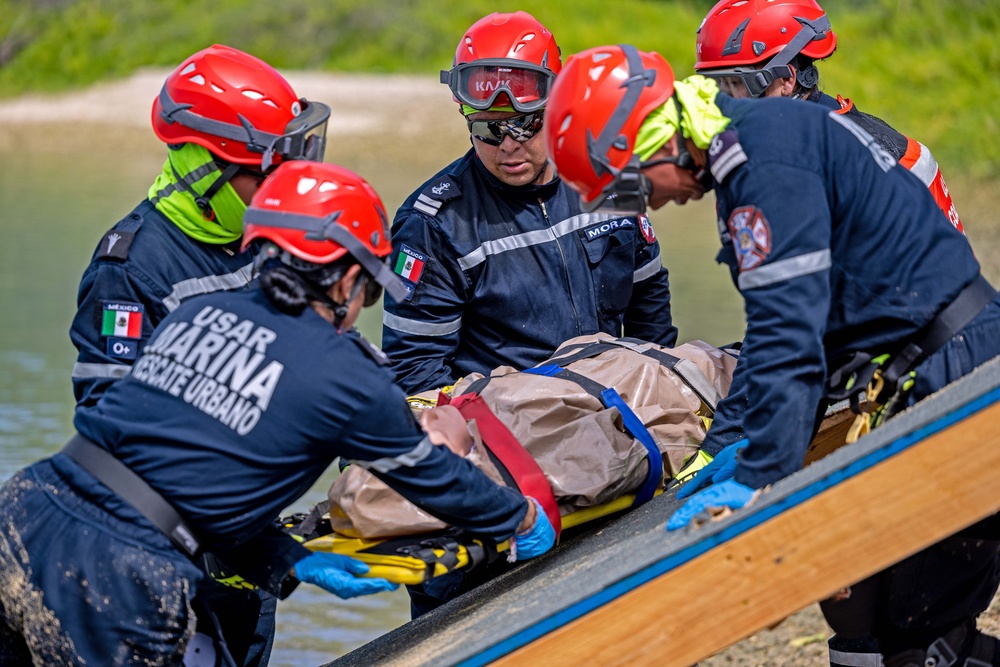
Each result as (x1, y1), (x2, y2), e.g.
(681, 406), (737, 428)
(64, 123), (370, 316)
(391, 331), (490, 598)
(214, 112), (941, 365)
(381, 212), (472, 394)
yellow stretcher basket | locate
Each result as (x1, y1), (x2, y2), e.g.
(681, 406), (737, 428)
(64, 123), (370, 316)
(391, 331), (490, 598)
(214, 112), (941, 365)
(299, 489), (660, 586)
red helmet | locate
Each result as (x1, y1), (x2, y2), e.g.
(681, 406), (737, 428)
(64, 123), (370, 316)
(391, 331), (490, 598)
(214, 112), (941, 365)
(544, 45), (674, 213)
(440, 11), (561, 113)
(695, 0), (836, 97)
(152, 45), (330, 169)
(242, 161), (407, 304)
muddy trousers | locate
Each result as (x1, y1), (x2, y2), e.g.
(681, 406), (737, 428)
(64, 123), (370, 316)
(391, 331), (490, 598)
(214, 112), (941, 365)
(0, 456), (206, 666)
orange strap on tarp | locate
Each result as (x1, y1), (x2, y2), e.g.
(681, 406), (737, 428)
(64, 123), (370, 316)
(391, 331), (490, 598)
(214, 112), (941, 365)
(439, 392), (562, 541)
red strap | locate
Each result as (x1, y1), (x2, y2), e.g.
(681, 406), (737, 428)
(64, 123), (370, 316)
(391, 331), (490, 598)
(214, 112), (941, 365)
(439, 392), (562, 540)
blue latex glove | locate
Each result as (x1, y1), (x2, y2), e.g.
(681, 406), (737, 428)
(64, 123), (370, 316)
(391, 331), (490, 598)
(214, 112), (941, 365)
(675, 439), (746, 500)
(511, 498), (556, 561)
(293, 552), (398, 598)
(666, 478), (756, 531)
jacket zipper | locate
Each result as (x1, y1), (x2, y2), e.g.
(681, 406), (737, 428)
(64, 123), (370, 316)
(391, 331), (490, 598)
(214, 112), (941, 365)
(541, 198), (581, 333)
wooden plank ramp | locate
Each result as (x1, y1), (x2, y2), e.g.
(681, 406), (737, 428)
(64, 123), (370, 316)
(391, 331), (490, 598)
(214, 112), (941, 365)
(325, 356), (1000, 667)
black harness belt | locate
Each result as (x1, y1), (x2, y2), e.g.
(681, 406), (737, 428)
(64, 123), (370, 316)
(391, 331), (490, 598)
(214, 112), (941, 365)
(828, 274), (997, 421)
(61, 434), (202, 559)
(881, 273), (997, 391)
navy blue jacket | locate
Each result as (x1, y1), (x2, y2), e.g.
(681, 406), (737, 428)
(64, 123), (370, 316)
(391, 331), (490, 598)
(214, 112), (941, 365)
(382, 150), (677, 394)
(74, 287), (529, 596)
(70, 199), (256, 410)
(702, 94), (982, 489)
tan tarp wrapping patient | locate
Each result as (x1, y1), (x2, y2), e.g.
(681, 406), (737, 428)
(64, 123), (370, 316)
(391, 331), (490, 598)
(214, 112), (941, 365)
(328, 333), (738, 539)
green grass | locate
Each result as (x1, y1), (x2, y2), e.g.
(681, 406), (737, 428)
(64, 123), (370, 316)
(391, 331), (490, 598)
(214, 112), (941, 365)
(1, 0), (997, 176)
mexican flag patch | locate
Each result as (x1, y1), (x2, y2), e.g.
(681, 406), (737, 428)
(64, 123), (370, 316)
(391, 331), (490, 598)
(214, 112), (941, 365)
(101, 301), (144, 339)
(394, 245), (426, 283)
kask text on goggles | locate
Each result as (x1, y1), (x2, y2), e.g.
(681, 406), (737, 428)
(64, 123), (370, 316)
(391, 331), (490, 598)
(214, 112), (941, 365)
(442, 59), (555, 113)
(467, 111), (544, 146)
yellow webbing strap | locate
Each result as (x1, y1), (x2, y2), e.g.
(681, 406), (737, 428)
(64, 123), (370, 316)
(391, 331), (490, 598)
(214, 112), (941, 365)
(304, 533), (503, 586)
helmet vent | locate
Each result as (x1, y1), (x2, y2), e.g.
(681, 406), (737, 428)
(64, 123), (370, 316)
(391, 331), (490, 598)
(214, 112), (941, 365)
(513, 33), (536, 54)
(180, 63), (197, 76)
(589, 65), (606, 82)
(242, 90), (265, 101)
(297, 177), (317, 194)
(264, 100), (279, 109)
(559, 116), (573, 133)
(189, 74), (206, 86)
(319, 181), (339, 193)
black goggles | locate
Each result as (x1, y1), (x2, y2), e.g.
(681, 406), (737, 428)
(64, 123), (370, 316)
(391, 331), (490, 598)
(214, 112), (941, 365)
(701, 66), (792, 98)
(700, 14), (832, 98)
(441, 59), (555, 113)
(158, 86), (331, 169)
(467, 111), (544, 146)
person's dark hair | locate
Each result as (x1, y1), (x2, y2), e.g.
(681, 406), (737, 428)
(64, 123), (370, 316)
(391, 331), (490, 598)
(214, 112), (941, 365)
(259, 256), (356, 315)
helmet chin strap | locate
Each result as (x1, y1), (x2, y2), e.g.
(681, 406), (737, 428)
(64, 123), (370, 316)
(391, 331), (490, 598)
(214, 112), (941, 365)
(310, 273), (367, 328)
(170, 160), (241, 220)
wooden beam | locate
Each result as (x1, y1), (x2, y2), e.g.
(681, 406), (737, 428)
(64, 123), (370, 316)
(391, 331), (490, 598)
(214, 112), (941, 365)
(495, 394), (1000, 667)
(327, 361), (1000, 667)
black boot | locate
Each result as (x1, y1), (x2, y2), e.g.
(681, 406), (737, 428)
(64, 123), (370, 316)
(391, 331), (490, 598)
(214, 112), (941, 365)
(884, 621), (1000, 667)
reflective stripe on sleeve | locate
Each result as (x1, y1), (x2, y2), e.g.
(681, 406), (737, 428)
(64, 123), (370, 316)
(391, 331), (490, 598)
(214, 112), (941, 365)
(737, 249), (831, 290)
(633, 255), (663, 283)
(72, 362), (131, 379)
(162, 262), (255, 312)
(906, 141), (939, 188)
(382, 311), (462, 337)
(828, 648), (883, 667)
(458, 212), (623, 271)
(351, 436), (434, 473)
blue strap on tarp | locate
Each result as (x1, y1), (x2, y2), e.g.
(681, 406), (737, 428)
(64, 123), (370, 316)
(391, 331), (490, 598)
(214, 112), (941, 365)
(523, 366), (663, 507)
(599, 387), (663, 506)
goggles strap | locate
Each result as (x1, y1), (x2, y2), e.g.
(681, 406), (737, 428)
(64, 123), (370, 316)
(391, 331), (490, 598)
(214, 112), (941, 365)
(587, 45), (657, 179)
(754, 14), (832, 95)
(244, 209), (410, 303)
(159, 87), (329, 164)
(159, 87), (275, 152)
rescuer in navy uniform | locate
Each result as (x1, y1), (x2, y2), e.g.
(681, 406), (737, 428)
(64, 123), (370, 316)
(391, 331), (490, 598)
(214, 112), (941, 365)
(382, 11), (677, 395)
(65, 45), (332, 667)
(70, 44), (331, 411)
(544, 45), (1000, 667)
(0, 161), (554, 666)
